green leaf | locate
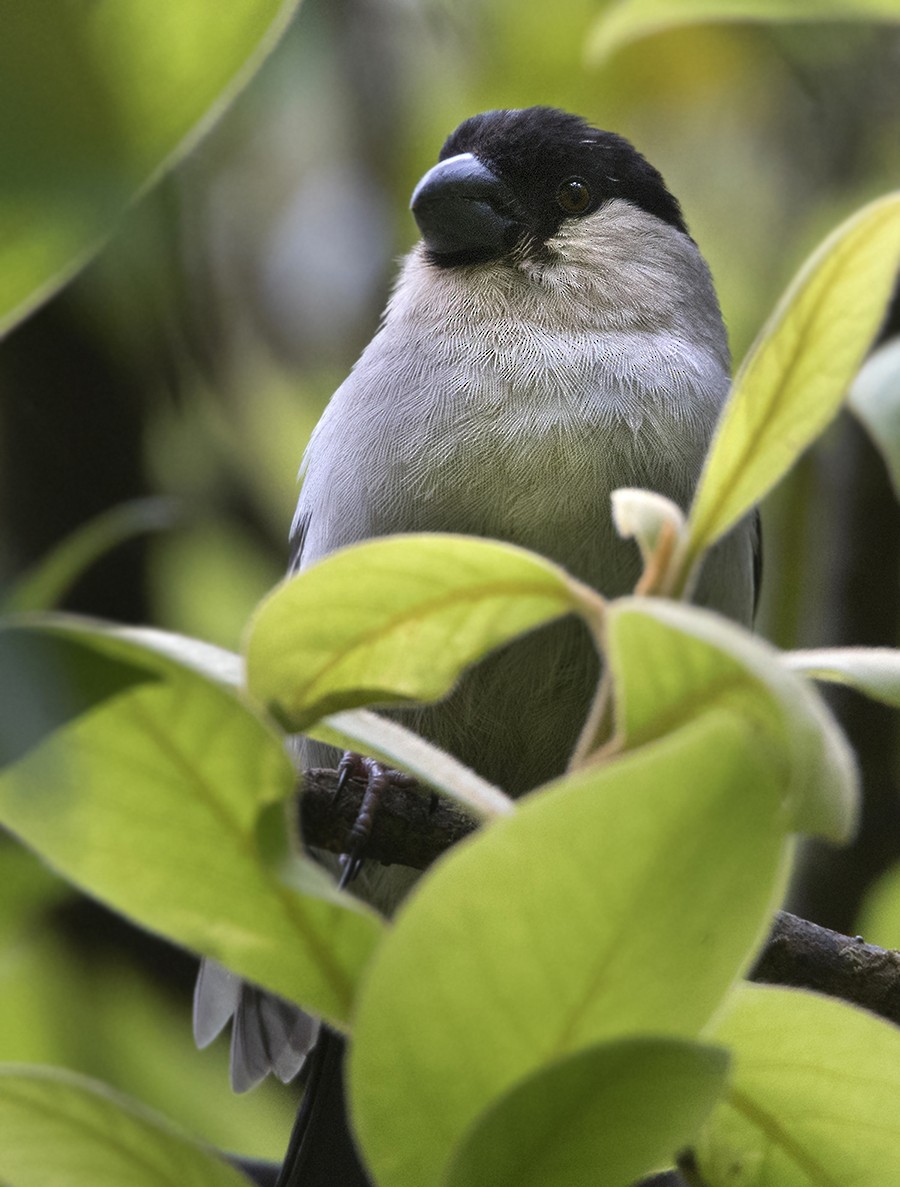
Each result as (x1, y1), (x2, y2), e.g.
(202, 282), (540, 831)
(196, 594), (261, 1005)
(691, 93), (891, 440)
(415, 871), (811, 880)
(606, 600), (859, 843)
(696, 983), (900, 1186)
(0, 618), (382, 1028)
(2, 498), (178, 614)
(856, 859), (900, 950)
(785, 646), (900, 708)
(685, 193), (900, 565)
(0, 845), (70, 944)
(0, 1064), (247, 1187)
(350, 710), (793, 1187)
(848, 338), (900, 499)
(312, 710), (514, 821)
(587, 0), (900, 63)
(0, 0), (301, 335)
(245, 534), (601, 732)
(444, 1037), (729, 1187)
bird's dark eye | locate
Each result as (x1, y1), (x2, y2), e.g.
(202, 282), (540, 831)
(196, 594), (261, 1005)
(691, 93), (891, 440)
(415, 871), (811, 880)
(556, 177), (592, 215)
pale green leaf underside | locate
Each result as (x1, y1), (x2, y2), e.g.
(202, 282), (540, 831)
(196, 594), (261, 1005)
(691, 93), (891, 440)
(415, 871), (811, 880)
(351, 710), (791, 1187)
(697, 983), (900, 1185)
(588, 0), (900, 62)
(0, 0), (301, 335)
(0, 1064), (247, 1187)
(311, 709), (514, 820)
(785, 645), (900, 708)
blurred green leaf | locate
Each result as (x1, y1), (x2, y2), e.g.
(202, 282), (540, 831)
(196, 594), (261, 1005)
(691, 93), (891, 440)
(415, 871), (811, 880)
(685, 192), (900, 566)
(444, 1037), (729, 1187)
(0, 845), (70, 943)
(855, 859), (900, 950)
(848, 338), (900, 498)
(0, 625), (157, 767)
(0, 618), (382, 1028)
(245, 534), (601, 732)
(0, 1064), (247, 1187)
(2, 498), (178, 614)
(351, 710), (792, 1187)
(0, 0), (301, 335)
(0, 932), (291, 1160)
(588, 0), (900, 63)
(696, 983), (900, 1185)
(785, 646), (900, 708)
(606, 600), (859, 842)
(149, 518), (283, 652)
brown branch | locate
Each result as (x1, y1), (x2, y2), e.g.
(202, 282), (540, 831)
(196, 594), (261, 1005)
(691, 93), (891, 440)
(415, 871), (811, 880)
(299, 767), (478, 869)
(750, 908), (900, 1019)
(298, 767), (900, 1030)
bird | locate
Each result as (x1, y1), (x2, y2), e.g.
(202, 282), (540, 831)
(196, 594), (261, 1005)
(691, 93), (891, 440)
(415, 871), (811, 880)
(194, 105), (759, 1185)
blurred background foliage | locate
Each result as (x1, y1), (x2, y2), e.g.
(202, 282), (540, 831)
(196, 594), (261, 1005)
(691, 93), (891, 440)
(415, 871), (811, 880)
(1, 0), (900, 1163)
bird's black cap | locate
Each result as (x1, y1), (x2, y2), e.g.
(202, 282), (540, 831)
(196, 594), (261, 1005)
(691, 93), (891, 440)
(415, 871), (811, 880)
(415, 106), (687, 266)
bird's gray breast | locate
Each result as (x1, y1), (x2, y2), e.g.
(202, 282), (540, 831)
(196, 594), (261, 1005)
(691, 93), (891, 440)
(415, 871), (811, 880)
(296, 316), (730, 795)
(299, 320), (717, 591)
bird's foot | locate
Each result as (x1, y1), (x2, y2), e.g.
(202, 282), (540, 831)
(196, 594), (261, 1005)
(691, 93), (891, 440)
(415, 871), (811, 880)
(335, 753), (415, 888)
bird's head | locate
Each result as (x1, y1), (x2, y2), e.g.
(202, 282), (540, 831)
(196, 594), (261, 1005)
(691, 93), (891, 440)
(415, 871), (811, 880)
(410, 106), (688, 272)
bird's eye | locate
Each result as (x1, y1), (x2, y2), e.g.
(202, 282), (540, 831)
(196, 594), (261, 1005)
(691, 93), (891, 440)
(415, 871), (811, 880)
(556, 177), (592, 215)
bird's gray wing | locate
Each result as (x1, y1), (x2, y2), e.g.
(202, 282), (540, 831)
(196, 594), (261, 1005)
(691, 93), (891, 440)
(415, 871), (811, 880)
(288, 506), (311, 574)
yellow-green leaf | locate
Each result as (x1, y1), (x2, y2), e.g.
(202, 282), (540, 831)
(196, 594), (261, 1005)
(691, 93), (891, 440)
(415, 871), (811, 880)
(245, 534), (600, 732)
(696, 983), (900, 1185)
(686, 193), (900, 565)
(351, 711), (792, 1187)
(588, 0), (900, 64)
(605, 600), (859, 843)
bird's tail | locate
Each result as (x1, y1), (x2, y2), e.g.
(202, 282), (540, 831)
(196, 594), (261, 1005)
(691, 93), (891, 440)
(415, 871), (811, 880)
(275, 1027), (372, 1187)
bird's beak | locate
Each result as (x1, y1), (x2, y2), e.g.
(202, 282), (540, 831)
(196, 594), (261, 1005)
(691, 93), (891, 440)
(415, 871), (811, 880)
(410, 152), (517, 260)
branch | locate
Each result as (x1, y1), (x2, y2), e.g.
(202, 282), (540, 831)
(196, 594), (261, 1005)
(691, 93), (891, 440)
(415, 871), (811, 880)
(299, 766), (900, 1028)
(750, 908), (900, 1018)
(299, 766), (478, 868)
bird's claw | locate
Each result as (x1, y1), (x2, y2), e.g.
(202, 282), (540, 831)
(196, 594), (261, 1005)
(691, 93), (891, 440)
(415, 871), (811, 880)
(334, 752), (413, 888)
